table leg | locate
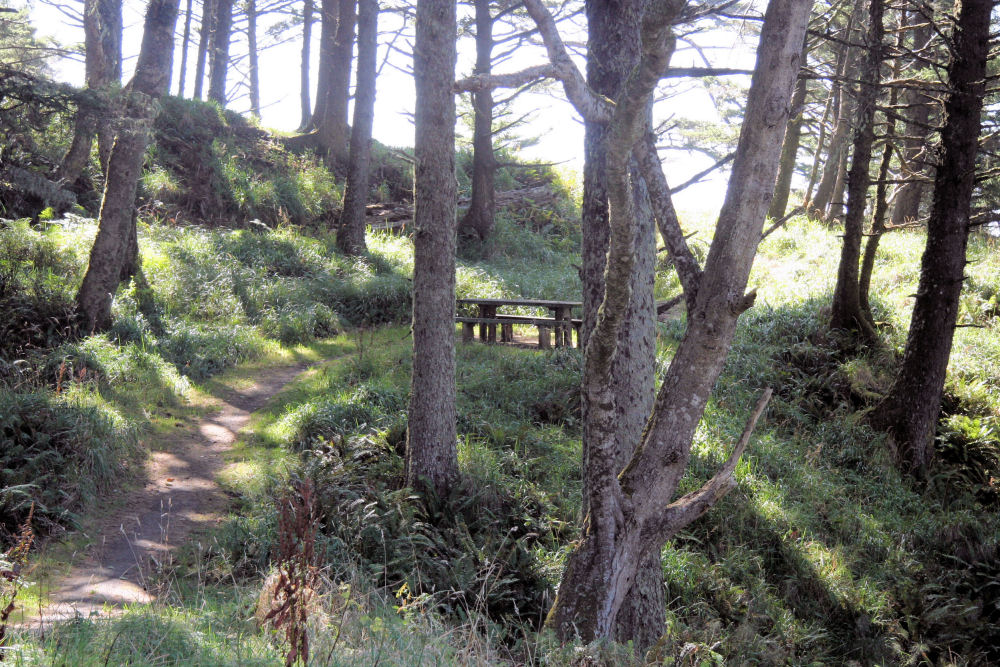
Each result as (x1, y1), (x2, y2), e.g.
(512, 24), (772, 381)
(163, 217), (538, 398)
(553, 306), (570, 347)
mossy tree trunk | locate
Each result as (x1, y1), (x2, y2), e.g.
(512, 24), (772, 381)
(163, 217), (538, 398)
(405, 0), (459, 497)
(869, 0), (990, 478)
(829, 0), (882, 340)
(578, 0), (665, 651)
(76, 0), (180, 333)
(336, 0), (377, 256)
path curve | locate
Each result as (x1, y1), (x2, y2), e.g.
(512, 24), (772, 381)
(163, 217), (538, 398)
(26, 361), (311, 628)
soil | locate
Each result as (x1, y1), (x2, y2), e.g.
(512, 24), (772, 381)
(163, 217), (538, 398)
(21, 361), (312, 629)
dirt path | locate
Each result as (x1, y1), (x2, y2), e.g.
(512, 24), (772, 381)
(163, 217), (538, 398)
(25, 361), (312, 628)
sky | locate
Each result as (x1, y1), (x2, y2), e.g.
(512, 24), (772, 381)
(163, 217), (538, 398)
(19, 0), (761, 217)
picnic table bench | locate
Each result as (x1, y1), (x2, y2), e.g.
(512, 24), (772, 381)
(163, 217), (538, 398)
(456, 298), (583, 348)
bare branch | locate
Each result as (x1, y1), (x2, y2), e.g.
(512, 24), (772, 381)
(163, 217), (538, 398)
(642, 388), (773, 550)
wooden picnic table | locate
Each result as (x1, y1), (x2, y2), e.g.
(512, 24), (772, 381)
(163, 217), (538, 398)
(457, 297), (583, 348)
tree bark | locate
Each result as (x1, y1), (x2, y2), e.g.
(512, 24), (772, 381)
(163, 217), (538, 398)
(457, 0), (496, 242)
(545, 0), (809, 642)
(405, 0), (459, 497)
(577, 0), (667, 651)
(829, 0), (882, 340)
(58, 0), (122, 185)
(247, 0), (260, 117)
(207, 0), (232, 105)
(298, 0), (314, 131)
(768, 44), (809, 221)
(76, 0), (180, 333)
(194, 0), (216, 100)
(177, 0), (194, 97)
(869, 0), (989, 478)
(889, 12), (933, 226)
(336, 0), (377, 256)
(310, 0), (337, 129)
(316, 0), (355, 164)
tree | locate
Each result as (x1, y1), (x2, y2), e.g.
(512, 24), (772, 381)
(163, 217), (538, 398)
(57, 0), (122, 185)
(767, 39), (808, 221)
(807, 0), (864, 221)
(869, 0), (991, 477)
(75, 0), (180, 333)
(315, 0), (355, 163)
(577, 0), (662, 650)
(405, 0), (459, 496)
(298, 0), (314, 131)
(245, 0), (260, 117)
(310, 0), (336, 128)
(455, 0), (809, 641)
(527, 0), (808, 641)
(890, 7), (935, 226)
(207, 0), (232, 104)
(336, 0), (377, 255)
(177, 0), (194, 97)
(829, 0), (883, 340)
(456, 0), (497, 242)
(193, 0), (215, 100)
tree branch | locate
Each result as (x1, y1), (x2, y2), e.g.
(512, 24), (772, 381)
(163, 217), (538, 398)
(642, 387), (772, 550)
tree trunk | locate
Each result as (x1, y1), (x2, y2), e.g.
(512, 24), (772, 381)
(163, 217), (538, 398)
(316, 0), (355, 164)
(76, 0), (180, 333)
(247, 0), (260, 117)
(336, 0), (377, 256)
(546, 0), (809, 642)
(194, 0), (215, 100)
(310, 0), (337, 129)
(457, 0), (496, 242)
(859, 17), (905, 318)
(889, 13), (933, 226)
(578, 0), (664, 650)
(177, 0), (194, 97)
(803, 43), (841, 205)
(768, 44), (808, 221)
(809, 0), (863, 220)
(298, 0), (314, 131)
(58, 0), (122, 185)
(869, 0), (989, 478)
(829, 0), (882, 340)
(207, 0), (232, 105)
(827, 145), (849, 222)
(405, 0), (458, 497)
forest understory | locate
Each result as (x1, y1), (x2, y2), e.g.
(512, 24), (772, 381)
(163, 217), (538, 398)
(3, 0), (1000, 663)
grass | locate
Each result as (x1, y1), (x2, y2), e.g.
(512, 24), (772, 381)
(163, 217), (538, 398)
(4, 199), (1000, 665)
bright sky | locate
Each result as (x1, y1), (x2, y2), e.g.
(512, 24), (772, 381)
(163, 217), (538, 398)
(20, 0), (761, 216)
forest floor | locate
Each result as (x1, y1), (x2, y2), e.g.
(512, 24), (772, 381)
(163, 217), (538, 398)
(14, 359), (319, 629)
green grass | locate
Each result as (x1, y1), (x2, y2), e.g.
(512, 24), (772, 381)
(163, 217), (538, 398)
(5, 206), (1000, 665)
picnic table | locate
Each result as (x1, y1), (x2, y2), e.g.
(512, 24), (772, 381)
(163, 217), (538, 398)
(457, 297), (583, 348)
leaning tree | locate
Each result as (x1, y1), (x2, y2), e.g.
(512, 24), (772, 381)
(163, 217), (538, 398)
(76, 0), (180, 332)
